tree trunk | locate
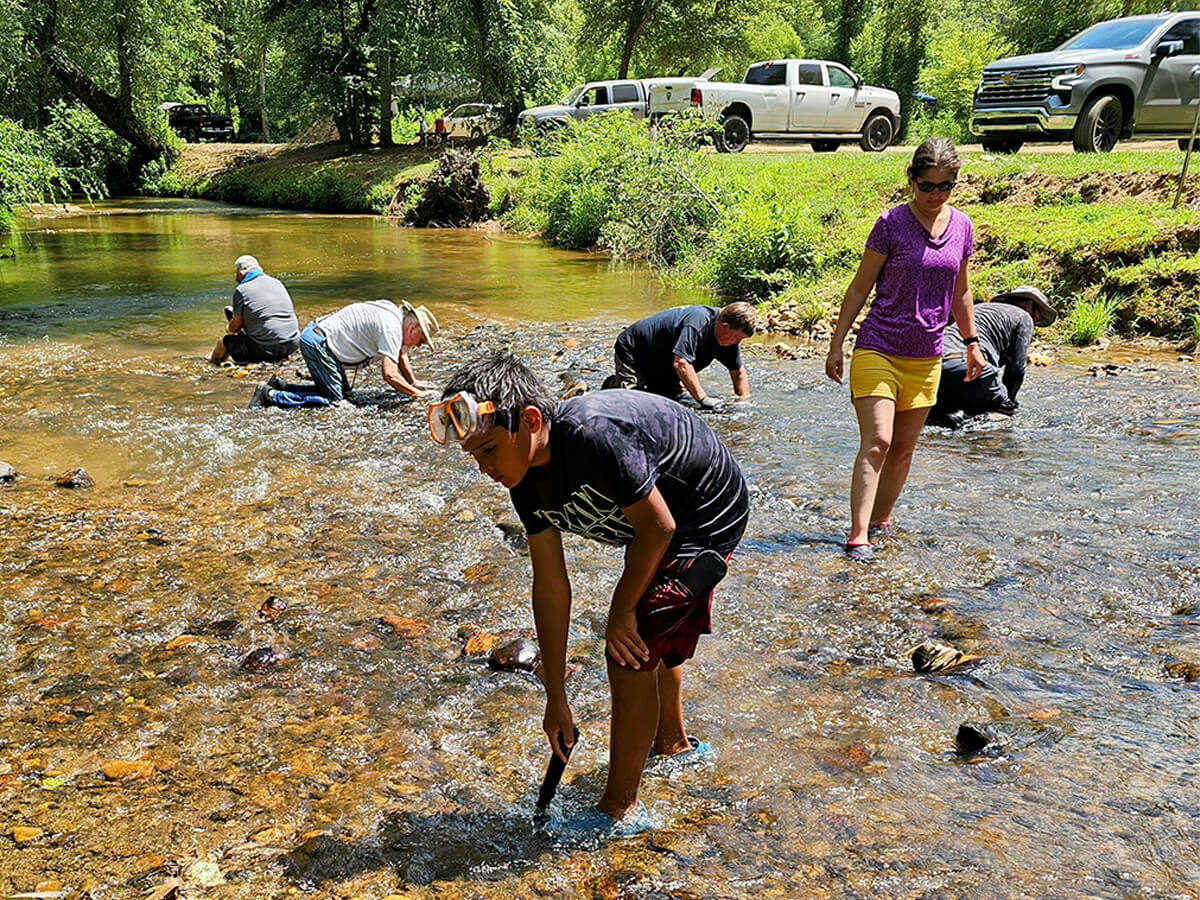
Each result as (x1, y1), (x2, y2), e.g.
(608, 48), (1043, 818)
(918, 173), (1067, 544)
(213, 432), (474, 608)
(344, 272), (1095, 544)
(617, 1), (656, 79)
(379, 4), (393, 147)
(258, 37), (271, 142)
(36, 0), (171, 165)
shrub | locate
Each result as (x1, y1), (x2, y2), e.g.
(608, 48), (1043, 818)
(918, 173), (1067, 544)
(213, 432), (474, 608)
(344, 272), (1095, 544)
(504, 110), (719, 263)
(699, 200), (821, 299)
(0, 118), (79, 230)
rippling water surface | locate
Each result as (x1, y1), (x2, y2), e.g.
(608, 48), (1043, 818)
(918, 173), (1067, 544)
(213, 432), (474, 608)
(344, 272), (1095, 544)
(1, 201), (1198, 898)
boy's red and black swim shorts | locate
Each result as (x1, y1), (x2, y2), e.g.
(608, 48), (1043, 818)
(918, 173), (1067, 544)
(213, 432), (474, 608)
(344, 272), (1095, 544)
(626, 552), (730, 672)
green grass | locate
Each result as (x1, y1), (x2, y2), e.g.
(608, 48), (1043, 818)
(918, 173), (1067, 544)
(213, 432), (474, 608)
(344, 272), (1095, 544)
(1064, 292), (1123, 345)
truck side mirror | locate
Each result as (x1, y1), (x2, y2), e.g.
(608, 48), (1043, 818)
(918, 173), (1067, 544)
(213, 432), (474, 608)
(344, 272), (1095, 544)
(1155, 38), (1184, 59)
(855, 76), (865, 88)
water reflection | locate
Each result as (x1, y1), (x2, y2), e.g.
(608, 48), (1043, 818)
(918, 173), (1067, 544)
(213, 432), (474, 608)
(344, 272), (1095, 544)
(0, 202), (1198, 897)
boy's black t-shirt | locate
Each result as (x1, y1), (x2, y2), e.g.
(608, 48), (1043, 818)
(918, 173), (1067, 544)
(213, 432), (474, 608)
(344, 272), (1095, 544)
(615, 305), (742, 395)
(509, 391), (749, 557)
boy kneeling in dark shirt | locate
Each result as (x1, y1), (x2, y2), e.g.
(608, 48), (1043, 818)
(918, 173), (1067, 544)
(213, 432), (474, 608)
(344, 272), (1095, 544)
(429, 351), (749, 833)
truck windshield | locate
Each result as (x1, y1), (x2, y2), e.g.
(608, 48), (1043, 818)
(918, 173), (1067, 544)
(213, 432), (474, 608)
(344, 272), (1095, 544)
(1058, 19), (1160, 51)
(561, 85), (585, 105)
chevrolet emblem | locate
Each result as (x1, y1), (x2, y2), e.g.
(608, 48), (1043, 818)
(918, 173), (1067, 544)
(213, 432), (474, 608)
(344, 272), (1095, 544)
(1002, 73), (1014, 85)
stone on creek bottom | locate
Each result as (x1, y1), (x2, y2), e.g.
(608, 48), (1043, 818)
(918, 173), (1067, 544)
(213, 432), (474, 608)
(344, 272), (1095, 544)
(954, 723), (999, 756)
(488, 637), (541, 672)
(259, 595), (288, 620)
(56, 466), (93, 488)
(241, 646), (283, 671)
(0, 461), (16, 483)
(1165, 660), (1200, 682)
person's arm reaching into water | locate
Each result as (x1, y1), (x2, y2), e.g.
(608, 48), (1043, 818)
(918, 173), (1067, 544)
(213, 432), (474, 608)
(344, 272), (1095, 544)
(729, 365), (749, 400)
(529, 528), (575, 763)
(380, 355), (429, 398)
(826, 248), (887, 383)
(673, 355), (708, 404)
(606, 488), (675, 669)
(948, 266), (985, 382)
(1001, 314), (1033, 403)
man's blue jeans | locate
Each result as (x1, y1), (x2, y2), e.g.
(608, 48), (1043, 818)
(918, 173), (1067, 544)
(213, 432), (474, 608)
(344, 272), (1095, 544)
(271, 322), (352, 408)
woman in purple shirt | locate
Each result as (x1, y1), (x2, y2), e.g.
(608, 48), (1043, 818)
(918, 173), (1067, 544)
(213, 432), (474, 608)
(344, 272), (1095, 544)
(824, 138), (985, 562)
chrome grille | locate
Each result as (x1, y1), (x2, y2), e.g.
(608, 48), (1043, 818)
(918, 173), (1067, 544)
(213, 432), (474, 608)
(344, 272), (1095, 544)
(975, 68), (1062, 106)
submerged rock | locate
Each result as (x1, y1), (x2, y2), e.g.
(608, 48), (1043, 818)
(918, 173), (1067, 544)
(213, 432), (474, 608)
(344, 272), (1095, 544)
(379, 615), (431, 637)
(241, 647), (282, 671)
(56, 467), (93, 489)
(910, 640), (980, 674)
(1164, 660), (1200, 682)
(206, 619), (240, 639)
(489, 637), (540, 672)
(0, 461), (15, 483)
(258, 595), (288, 620)
(954, 723), (998, 755)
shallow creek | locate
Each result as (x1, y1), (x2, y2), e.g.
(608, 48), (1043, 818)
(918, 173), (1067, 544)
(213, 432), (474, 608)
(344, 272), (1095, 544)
(1, 200), (1198, 899)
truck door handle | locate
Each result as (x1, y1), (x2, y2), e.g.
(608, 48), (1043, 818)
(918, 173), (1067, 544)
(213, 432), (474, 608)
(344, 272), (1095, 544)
(831, 92), (841, 100)
(795, 91), (805, 99)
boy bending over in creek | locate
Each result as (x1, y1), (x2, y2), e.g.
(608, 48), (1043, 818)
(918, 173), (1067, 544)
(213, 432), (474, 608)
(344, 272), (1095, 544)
(429, 351), (748, 836)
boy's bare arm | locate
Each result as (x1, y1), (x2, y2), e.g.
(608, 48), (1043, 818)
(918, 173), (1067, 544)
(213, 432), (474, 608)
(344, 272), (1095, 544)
(608, 488), (675, 668)
(529, 528), (575, 759)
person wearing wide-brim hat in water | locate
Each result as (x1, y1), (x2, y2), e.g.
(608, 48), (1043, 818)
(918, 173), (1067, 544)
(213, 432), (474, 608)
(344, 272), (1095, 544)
(825, 137), (986, 563)
(249, 299), (439, 408)
(927, 285), (1059, 429)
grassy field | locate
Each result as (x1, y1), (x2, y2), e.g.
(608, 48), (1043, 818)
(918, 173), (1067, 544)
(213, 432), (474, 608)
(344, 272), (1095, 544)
(159, 139), (1200, 342)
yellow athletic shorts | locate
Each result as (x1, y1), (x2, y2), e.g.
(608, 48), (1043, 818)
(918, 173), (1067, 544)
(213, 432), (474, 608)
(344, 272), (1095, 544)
(849, 349), (942, 411)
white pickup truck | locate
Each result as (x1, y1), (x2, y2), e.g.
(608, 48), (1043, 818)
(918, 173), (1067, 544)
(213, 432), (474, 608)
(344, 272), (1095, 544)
(685, 59), (902, 153)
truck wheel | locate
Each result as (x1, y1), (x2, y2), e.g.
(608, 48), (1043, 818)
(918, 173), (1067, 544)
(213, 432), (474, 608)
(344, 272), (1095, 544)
(981, 137), (1023, 154)
(811, 140), (839, 153)
(186, 128), (199, 143)
(1073, 94), (1122, 152)
(1180, 138), (1200, 152)
(859, 113), (894, 152)
(470, 126), (484, 143)
(715, 114), (749, 153)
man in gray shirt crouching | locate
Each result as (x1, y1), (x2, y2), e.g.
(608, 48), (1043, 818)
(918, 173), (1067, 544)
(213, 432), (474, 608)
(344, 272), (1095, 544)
(210, 255), (300, 364)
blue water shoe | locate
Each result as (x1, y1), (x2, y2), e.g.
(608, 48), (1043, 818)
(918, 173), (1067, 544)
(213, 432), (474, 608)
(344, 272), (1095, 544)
(556, 801), (655, 840)
(647, 736), (716, 771)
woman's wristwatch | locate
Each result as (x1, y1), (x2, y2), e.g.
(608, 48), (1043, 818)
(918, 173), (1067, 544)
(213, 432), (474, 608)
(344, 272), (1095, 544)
(963, 336), (980, 345)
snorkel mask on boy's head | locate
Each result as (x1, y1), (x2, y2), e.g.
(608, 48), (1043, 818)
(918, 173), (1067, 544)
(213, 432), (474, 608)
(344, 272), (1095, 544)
(427, 391), (519, 445)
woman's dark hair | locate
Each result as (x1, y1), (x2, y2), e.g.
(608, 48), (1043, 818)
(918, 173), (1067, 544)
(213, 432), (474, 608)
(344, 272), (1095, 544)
(441, 350), (558, 419)
(906, 137), (960, 180)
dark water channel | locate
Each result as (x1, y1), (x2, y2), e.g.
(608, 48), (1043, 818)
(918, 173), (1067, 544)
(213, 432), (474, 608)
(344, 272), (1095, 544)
(1, 200), (1198, 898)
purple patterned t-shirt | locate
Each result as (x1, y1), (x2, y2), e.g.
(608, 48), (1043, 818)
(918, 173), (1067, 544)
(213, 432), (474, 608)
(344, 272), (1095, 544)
(854, 204), (974, 359)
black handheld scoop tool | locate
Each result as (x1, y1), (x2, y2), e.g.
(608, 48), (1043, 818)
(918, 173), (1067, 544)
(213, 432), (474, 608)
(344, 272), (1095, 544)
(534, 725), (580, 821)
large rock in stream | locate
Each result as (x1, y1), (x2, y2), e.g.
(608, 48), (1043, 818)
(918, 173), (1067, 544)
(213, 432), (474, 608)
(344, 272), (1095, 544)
(0, 461), (16, 483)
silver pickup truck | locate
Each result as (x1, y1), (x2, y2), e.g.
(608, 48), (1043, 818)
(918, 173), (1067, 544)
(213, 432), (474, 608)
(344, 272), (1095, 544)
(518, 73), (718, 130)
(971, 11), (1200, 153)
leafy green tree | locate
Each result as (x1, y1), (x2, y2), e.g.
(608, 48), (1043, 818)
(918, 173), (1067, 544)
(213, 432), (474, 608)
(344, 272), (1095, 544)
(850, 0), (934, 126)
(28, 0), (214, 163)
(911, 6), (1014, 142)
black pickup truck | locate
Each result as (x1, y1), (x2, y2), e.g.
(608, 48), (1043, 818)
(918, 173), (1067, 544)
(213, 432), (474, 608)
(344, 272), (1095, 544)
(163, 103), (234, 142)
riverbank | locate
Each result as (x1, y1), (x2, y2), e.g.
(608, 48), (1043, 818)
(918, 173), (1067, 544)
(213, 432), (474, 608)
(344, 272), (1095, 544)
(153, 136), (1200, 345)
